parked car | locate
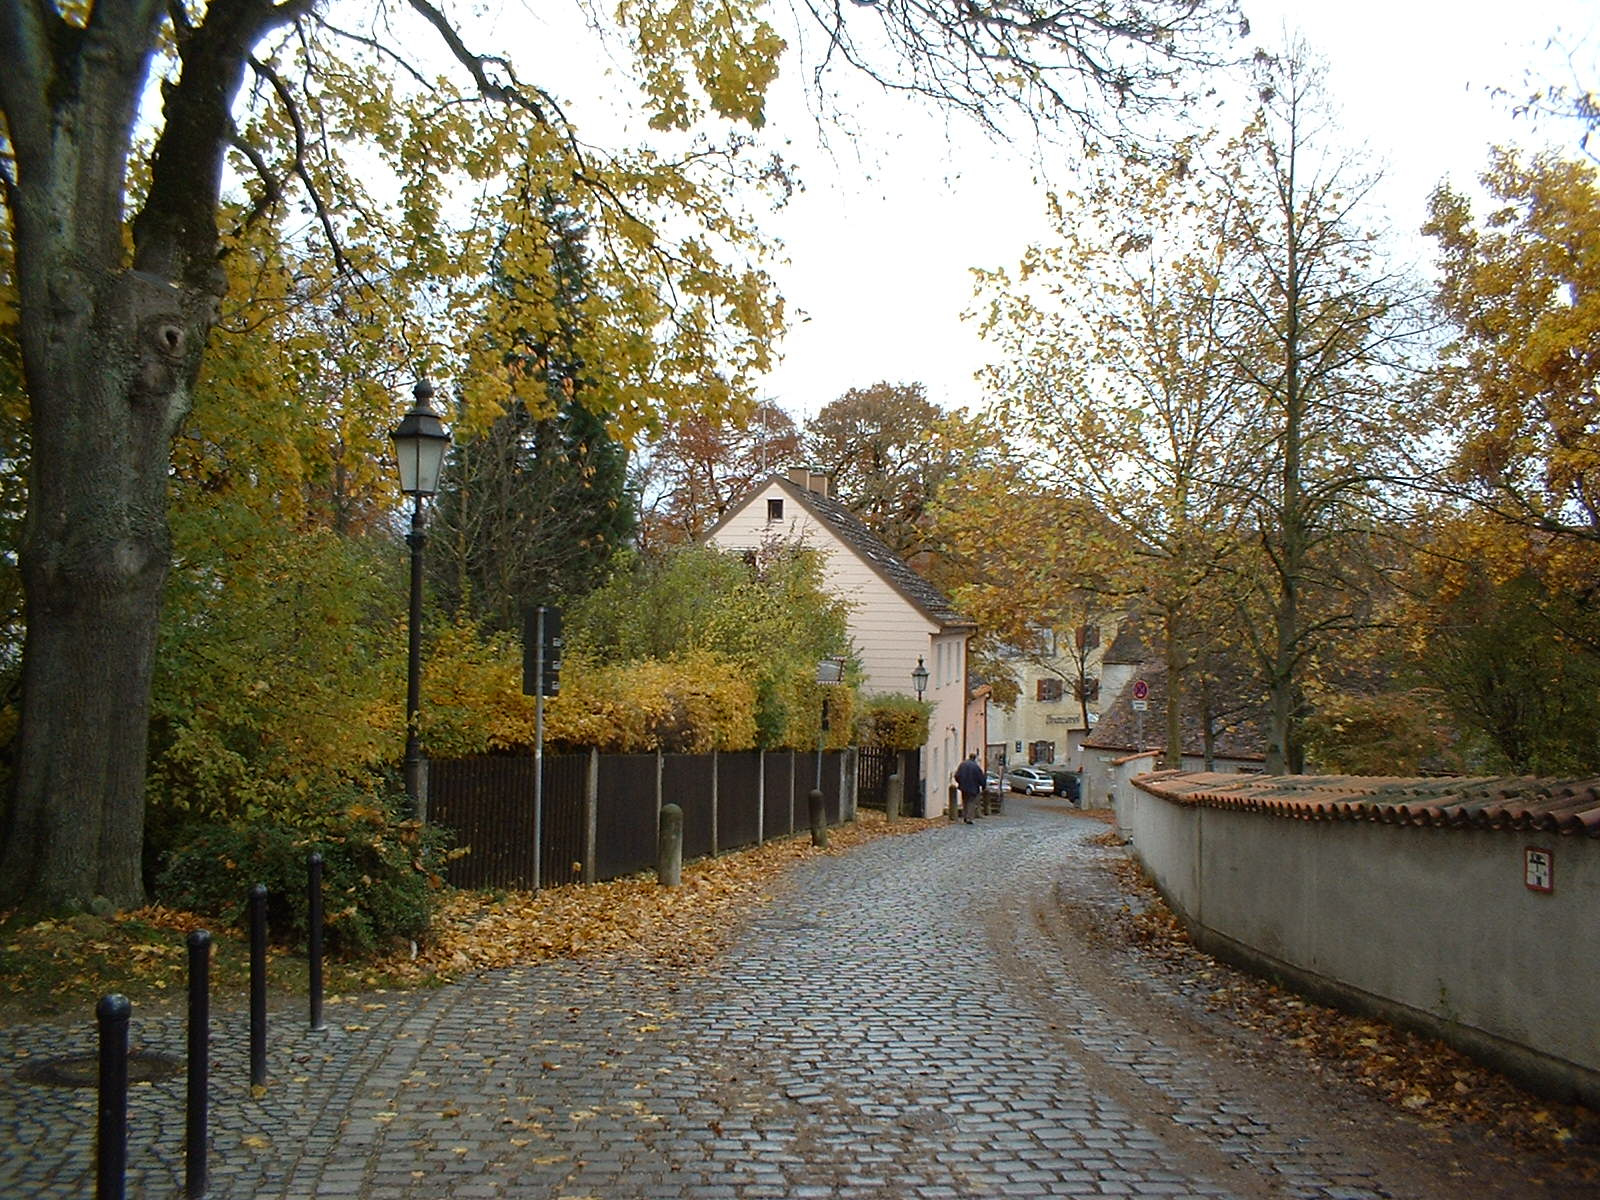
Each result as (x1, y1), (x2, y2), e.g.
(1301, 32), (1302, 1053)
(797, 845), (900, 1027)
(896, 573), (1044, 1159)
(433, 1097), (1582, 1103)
(1045, 766), (1082, 802)
(1005, 766), (1056, 795)
(984, 772), (1003, 794)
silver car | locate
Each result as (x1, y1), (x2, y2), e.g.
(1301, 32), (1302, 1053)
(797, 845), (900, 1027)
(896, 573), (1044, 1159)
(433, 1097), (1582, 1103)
(1005, 766), (1056, 795)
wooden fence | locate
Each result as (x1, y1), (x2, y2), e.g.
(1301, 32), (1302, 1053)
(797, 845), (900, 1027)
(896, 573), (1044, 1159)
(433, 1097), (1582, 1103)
(429, 747), (866, 891)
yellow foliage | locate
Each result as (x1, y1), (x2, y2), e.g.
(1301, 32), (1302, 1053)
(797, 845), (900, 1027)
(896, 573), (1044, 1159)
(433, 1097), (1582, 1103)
(420, 624), (759, 755)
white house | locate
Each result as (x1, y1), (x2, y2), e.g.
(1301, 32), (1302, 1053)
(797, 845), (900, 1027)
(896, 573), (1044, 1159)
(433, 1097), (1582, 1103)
(705, 468), (976, 807)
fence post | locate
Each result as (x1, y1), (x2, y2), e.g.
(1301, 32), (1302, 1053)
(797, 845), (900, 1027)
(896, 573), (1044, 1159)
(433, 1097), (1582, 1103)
(710, 748), (719, 858)
(808, 788), (828, 848)
(249, 883), (267, 1091)
(583, 746), (599, 884)
(787, 752), (796, 836)
(756, 748), (765, 844)
(840, 749), (852, 822)
(185, 932), (210, 1199)
(96, 994), (130, 1200)
(307, 852), (325, 1032)
(657, 803), (683, 887)
(886, 772), (902, 822)
(655, 748), (664, 827)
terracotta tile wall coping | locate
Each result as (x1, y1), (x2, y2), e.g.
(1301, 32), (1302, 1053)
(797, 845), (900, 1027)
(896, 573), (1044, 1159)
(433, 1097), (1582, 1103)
(1133, 770), (1600, 838)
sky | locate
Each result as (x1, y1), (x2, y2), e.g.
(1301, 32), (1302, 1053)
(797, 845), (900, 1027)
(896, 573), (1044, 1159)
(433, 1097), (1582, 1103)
(744, 0), (1597, 420)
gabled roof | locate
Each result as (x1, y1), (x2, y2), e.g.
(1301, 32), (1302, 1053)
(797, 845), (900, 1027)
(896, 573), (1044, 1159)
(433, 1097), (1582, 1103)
(1136, 771), (1600, 838)
(706, 474), (975, 632)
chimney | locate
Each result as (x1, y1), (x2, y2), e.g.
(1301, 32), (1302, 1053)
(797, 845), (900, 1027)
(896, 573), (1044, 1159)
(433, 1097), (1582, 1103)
(787, 466), (831, 499)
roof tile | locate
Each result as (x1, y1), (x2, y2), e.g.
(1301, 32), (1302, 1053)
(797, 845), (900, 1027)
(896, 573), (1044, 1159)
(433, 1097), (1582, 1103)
(1135, 772), (1600, 837)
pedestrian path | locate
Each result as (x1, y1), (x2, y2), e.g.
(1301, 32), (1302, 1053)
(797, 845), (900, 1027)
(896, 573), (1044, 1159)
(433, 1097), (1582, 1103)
(0, 801), (1579, 1198)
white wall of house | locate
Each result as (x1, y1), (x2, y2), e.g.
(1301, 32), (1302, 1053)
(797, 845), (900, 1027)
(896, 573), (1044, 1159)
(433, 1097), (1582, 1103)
(708, 479), (972, 807)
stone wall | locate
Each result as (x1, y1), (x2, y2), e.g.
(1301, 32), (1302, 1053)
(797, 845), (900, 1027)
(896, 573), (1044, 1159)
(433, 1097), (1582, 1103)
(1115, 774), (1600, 1107)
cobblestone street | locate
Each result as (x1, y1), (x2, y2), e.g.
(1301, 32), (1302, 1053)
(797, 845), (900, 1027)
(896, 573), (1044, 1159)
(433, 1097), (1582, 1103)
(2, 799), (1593, 1198)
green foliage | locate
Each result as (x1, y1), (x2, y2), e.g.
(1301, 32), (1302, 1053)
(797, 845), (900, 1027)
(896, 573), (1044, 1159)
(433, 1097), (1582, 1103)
(149, 524), (403, 828)
(568, 543), (852, 746)
(854, 694), (932, 750)
(154, 795), (448, 957)
(1299, 690), (1461, 777)
(431, 193), (636, 629)
(1417, 569), (1600, 775)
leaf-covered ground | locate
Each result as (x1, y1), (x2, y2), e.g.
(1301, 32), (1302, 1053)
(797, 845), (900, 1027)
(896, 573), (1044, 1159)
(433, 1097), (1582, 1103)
(1093, 830), (1600, 1166)
(0, 811), (928, 1022)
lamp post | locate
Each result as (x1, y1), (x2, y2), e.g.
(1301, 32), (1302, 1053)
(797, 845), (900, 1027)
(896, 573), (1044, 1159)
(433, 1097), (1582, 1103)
(815, 656), (846, 790)
(390, 380), (451, 820)
(911, 656), (929, 818)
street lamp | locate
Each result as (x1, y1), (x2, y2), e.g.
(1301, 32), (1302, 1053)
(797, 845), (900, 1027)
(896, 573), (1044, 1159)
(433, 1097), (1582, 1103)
(911, 656), (929, 701)
(815, 655), (846, 789)
(390, 379), (451, 820)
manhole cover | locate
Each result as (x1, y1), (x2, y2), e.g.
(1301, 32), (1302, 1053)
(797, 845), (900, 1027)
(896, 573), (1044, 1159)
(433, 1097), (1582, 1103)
(18, 1051), (184, 1088)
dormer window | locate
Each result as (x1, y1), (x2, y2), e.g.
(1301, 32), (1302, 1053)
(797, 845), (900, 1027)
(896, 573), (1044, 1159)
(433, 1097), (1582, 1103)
(767, 497), (784, 521)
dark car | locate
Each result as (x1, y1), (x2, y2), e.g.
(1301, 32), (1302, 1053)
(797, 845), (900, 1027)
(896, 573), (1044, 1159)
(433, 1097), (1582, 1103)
(1046, 766), (1082, 802)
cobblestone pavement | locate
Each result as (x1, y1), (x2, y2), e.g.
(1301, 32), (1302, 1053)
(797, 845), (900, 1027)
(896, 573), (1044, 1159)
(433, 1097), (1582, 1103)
(2, 799), (1592, 1198)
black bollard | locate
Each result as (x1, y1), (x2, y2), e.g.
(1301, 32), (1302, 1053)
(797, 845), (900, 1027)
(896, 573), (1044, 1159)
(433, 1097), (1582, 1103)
(96, 993), (130, 1200)
(249, 883), (267, 1091)
(307, 852), (325, 1032)
(808, 787), (828, 848)
(186, 931), (211, 1199)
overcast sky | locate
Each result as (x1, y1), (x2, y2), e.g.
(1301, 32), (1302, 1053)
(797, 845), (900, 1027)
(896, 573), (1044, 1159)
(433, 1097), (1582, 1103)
(749, 0), (1596, 420)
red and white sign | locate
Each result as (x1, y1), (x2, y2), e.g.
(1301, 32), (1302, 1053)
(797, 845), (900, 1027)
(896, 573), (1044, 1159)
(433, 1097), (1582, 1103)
(1525, 847), (1554, 893)
(1132, 679), (1149, 701)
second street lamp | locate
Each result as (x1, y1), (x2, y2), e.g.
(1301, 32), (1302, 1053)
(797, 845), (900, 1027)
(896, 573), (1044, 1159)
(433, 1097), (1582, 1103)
(911, 656), (929, 701)
(390, 379), (451, 820)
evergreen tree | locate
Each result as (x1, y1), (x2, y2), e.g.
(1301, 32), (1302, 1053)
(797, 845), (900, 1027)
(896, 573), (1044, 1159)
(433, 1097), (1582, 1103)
(432, 190), (635, 630)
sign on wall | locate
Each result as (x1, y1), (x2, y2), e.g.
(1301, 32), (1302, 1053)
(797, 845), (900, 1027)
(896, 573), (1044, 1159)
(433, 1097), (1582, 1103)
(1524, 846), (1554, 894)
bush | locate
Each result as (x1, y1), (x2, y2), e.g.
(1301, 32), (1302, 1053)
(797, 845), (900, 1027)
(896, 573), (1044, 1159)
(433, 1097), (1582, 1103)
(854, 694), (931, 750)
(154, 798), (450, 957)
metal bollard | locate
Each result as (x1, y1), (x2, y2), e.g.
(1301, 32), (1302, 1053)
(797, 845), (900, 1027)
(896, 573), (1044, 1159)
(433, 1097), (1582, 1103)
(808, 788), (828, 848)
(307, 852), (325, 1032)
(657, 803), (683, 887)
(186, 931), (211, 1199)
(96, 994), (130, 1200)
(249, 883), (267, 1090)
(885, 772), (902, 823)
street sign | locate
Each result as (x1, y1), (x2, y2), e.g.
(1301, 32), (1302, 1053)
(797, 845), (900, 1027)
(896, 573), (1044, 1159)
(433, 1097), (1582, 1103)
(1131, 700), (1148, 712)
(1132, 678), (1149, 701)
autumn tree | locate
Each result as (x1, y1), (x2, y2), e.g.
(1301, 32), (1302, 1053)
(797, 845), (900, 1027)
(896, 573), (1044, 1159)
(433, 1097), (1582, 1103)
(928, 417), (1123, 712)
(0, 0), (788, 912)
(972, 146), (1259, 768)
(0, 0), (1237, 912)
(1209, 49), (1424, 774)
(801, 382), (958, 559)
(1424, 148), (1600, 549)
(636, 402), (800, 547)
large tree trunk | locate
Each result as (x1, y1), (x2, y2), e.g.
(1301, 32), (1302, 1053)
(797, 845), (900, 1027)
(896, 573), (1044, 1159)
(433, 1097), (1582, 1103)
(0, 2), (249, 911)
(0, 268), (200, 911)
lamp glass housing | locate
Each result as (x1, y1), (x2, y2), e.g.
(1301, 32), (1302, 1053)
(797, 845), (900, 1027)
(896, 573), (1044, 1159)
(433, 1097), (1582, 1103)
(390, 384), (451, 496)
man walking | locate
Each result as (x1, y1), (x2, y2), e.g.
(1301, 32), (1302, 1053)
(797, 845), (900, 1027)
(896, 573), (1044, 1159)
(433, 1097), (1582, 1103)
(954, 752), (985, 825)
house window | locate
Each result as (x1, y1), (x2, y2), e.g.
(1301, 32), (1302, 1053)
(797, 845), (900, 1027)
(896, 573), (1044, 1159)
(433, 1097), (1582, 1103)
(1036, 677), (1063, 702)
(1029, 740), (1055, 765)
(1073, 677), (1100, 702)
(1076, 623), (1100, 651)
(767, 497), (784, 521)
